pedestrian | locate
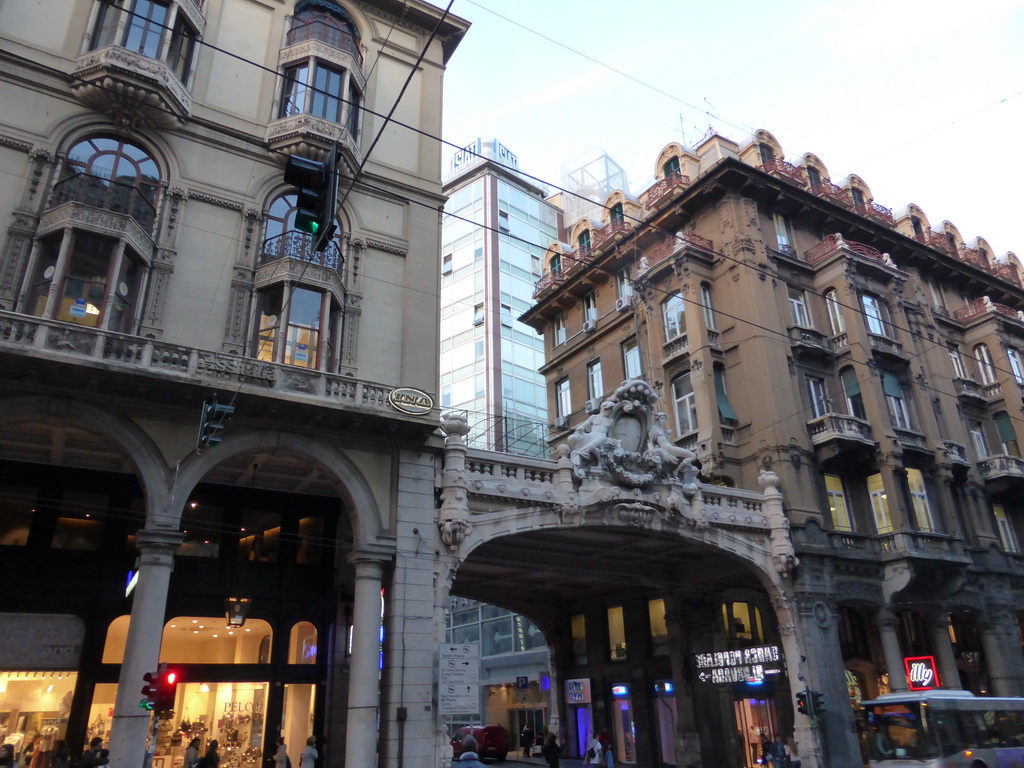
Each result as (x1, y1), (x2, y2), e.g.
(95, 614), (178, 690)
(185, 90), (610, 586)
(202, 740), (220, 768)
(454, 735), (487, 768)
(79, 738), (108, 768)
(52, 741), (70, 768)
(541, 732), (561, 768)
(299, 737), (317, 768)
(273, 737), (288, 768)
(603, 741), (614, 768)
(520, 723), (533, 757)
(0, 745), (13, 768)
(586, 733), (602, 764)
(185, 738), (201, 768)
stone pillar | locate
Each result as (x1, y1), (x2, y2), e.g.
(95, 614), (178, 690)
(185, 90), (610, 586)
(108, 527), (183, 768)
(664, 598), (702, 767)
(345, 554), (386, 768)
(979, 608), (1024, 697)
(771, 595), (820, 768)
(877, 609), (908, 692)
(927, 612), (961, 690)
(41, 227), (74, 318)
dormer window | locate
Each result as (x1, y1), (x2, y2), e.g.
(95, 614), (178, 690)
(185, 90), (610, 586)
(662, 157), (680, 178)
(851, 188), (865, 206)
(806, 166), (821, 187)
(758, 143), (774, 165)
(610, 203), (624, 225)
(577, 230), (591, 253)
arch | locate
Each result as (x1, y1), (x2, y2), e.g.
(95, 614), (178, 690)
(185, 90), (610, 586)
(172, 429), (384, 546)
(289, 621), (318, 664)
(569, 218), (600, 251)
(653, 142), (696, 181)
(261, 188), (348, 261)
(741, 129), (783, 167)
(544, 242), (572, 274)
(600, 191), (641, 227)
(293, 0), (361, 40)
(801, 153), (829, 185)
(58, 123), (177, 192)
(846, 174), (873, 205)
(0, 395), (171, 522)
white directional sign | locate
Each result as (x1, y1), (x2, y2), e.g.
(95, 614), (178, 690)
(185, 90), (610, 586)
(439, 643), (480, 714)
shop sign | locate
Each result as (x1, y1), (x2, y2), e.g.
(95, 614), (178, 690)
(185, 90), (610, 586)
(0, 614), (85, 668)
(388, 387), (433, 415)
(694, 644), (782, 685)
(125, 569), (139, 597)
(565, 678), (591, 704)
(904, 656), (940, 691)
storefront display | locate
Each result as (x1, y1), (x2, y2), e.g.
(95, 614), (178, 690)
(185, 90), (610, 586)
(0, 672), (77, 767)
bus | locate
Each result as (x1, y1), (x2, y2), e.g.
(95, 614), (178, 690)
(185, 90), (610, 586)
(861, 690), (1024, 767)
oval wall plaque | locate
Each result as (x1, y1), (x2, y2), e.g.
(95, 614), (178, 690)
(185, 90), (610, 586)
(389, 387), (434, 415)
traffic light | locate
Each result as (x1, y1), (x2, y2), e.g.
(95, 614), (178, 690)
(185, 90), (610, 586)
(796, 689), (809, 716)
(197, 394), (234, 451)
(155, 667), (179, 713)
(810, 690), (826, 716)
(140, 670), (159, 710)
(283, 145), (338, 252)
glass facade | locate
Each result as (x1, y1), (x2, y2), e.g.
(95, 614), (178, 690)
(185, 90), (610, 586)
(441, 165), (559, 457)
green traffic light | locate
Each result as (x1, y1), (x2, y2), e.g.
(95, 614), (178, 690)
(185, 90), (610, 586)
(140, 698), (154, 710)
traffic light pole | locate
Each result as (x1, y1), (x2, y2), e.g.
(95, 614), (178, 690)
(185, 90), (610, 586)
(143, 712), (160, 768)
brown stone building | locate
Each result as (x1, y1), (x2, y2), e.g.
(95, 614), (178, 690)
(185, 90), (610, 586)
(519, 128), (1024, 766)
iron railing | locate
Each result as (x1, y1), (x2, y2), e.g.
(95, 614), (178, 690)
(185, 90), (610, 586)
(286, 18), (363, 65)
(261, 231), (343, 272)
(50, 172), (157, 231)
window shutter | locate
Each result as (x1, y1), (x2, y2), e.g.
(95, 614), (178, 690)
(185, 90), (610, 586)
(995, 413), (1017, 444)
(714, 368), (738, 422)
(841, 369), (861, 397)
(882, 372), (903, 398)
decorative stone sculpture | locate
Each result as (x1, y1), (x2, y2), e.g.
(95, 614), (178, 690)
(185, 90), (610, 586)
(567, 401), (619, 479)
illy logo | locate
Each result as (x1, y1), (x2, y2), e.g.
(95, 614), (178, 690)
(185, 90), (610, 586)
(904, 656), (940, 690)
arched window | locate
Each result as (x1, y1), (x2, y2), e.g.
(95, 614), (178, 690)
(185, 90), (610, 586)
(662, 292), (686, 340)
(27, 136), (160, 332)
(256, 192), (345, 371)
(975, 344), (996, 385)
(662, 156), (680, 178)
(825, 289), (845, 335)
(758, 143), (774, 165)
(289, 621), (318, 664)
(609, 203), (624, 225)
(289, 0), (360, 56)
(577, 230), (591, 253)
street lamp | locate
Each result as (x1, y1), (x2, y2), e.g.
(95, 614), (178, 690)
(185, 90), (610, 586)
(225, 597), (251, 628)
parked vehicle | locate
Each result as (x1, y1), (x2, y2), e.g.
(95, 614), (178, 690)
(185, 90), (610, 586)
(451, 725), (509, 762)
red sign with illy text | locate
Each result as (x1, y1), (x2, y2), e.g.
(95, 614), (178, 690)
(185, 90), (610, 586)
(904, 656), (940, 690)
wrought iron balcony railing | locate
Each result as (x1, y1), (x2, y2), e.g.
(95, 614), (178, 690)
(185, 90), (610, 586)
(286, 18), (363, 65)
(261, 231), (343, 272)
(49, 172), (157, 231)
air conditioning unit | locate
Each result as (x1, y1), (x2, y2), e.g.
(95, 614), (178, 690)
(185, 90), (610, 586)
(615, 296), (632, 312)
(585, 398), (602, 414)
(583, 319), (597, 333)
(554, 416), (569, 429)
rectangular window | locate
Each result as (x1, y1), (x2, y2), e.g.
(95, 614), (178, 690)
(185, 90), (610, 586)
(663, 293), (686, 340)
(700, 284), (715, 329)
(672, 373), (697, 434)
(571, 613), (587, 663)
(825, 290), (846, 335)
(556, 378), (571, 419)
(882, 373), (913, 430)
(773, 212), (792, 252)
(807, 376), (829, 418)
(867, 473), (893, 534)
(587, 359), (603, 399)
(994, 505), (1020, 553)
(788, 286), (810, 327)
(608, 606), (626, 661)
(122, 0), (168, 58)
(310, 63), (344, 121)
(498, 210), (510, 232)
(995, 412), (1019, 456)
(473, 303), (484, 325)
(554, 314), (567, 345)
(1009, 348), (1024, 384)
(948, 346), (967, 379)
(906, 468), (935, 532)
(623, 338), (641, 379)
(824, 474), (852, 531)
(167, 14), (198, 83)
(862, 294), (891, 337)
(442, 253), (453, 275)
(280, 63), (311, 117)
(617, 266), (633, 298)
(714, 367), (738, 424)
(648, 599), (668, 642)
(500, 304), (512, 327)
(969, 420), (989, 459)
(583, 291), (597, 323)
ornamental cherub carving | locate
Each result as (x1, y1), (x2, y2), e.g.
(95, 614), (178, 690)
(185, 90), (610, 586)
(647, 411), (697, 478)
(567, 400), (619, 479)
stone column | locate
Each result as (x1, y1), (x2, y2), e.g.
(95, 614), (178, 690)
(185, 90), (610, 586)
(927, 612), (961, 690)
(877, 609), (908, 691)
(344, 554), (386, 768)
(772, 595), (820, 768)
(980, 609), (1024, 697)
(41, 227), (74, 318)
(108, 527), (184, 768)
(664, 598), (702, 767)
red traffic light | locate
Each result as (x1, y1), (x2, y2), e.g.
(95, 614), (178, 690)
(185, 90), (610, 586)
(166, 671), (177, 685)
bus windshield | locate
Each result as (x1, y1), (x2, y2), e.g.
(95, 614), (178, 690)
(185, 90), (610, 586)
(864, 701), (939, 761)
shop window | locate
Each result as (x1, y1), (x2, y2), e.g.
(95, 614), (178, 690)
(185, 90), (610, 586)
(571, 614), (587, 663)
(825, 289), (845, 335)
(0, 486), (35, 546)
(867, 473), (893, 533)
(179, 501), (222, 558)
(289, 622), (318, 664)
(824, 474), (852, 531)
(149, 681), (268, 759)
(662, 292), (686, 340)
(722, 602), (763, 646)
(0, 671), (79, 757)
(974, 344), (996, 385)
(297, 517), (324, 564)
(282, 683), (316, 758)
(608, 606), (626, 660)
(238, 510), (281, 562)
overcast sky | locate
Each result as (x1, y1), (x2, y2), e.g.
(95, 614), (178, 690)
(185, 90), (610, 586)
(441, 0), (1024, 256)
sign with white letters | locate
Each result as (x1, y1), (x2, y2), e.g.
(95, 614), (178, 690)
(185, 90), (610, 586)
(439, 644), (479, 713)
(904, 656), (940, 691)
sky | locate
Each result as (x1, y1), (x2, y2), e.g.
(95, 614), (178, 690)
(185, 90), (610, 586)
(441, 0), (1024, 256)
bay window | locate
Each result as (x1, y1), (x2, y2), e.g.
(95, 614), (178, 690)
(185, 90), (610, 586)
(255, 283), (341, 370)
(89, 0), (199, 86)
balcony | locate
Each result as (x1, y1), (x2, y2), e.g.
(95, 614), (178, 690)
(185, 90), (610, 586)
(867, 332), (904, 358)
(788, 326), (833, 358)
(757, 158), (808, 186)
(661, 334), (688, 366)
(806, 234), (888, 266)
(285, 17), (364, 67)
(854, 201), (896, 227)
(641, 172), (691, 208)
(590, 219), (632, 251)
(953, 377), (986, 402)
(71, 45), (192, 128)
(875, 530), (967, 561)
(0, 310), (427, 424)
(809, 181), (855, 210)
(260, 232), (343, 272)
(954, 296), (1023, 324)
(892, 427), (929, 454)
(978, 454), (1024, 488)
(807, 413), (874, 450)
(642, 232), (716, 272)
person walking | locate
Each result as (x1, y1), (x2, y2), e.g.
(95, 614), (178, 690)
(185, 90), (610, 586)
(51, 741), (70, 768)
(454, 735), (487, 768)
(587, 733), (602, 765)
(299, 737), (317, 768)
(185, 738), (201, 768)
(79, 738), (108, 768)
(603, 740), (614, 768)
(273, 737), (288, 768)
(541, 732), (561, 768)
(201, 740), (219, 768)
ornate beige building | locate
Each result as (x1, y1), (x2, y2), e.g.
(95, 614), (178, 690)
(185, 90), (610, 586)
(0, 1), (467, 767)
